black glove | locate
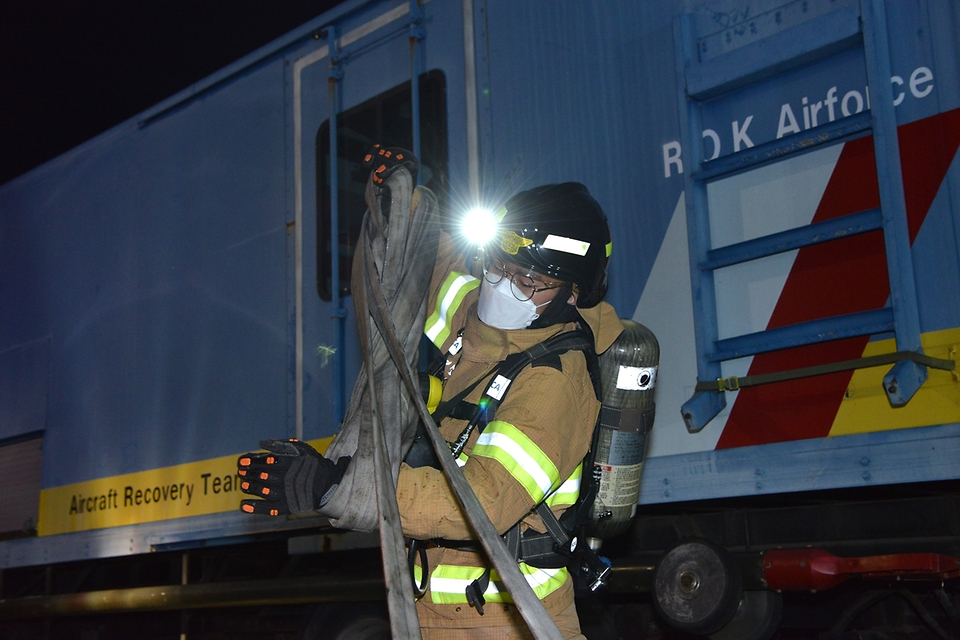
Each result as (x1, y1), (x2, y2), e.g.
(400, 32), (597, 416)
(237, 439), (351, 516)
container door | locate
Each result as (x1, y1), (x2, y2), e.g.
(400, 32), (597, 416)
(289, 2), (451, 442)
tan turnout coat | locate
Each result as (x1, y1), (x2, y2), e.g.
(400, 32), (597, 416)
(397, 234), (622, 637)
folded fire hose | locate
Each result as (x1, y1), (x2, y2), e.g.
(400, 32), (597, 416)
(318, 162), (565, 640)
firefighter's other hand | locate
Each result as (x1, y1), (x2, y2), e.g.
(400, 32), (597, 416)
(363, 144), (419, 187)
(237, 439), (350, 516)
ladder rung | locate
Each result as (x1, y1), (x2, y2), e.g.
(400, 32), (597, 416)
(687, 5), (862, 100)
(695, 112), (872, 182)
(703, 208), (883, 271)
(709, 308), (895, 363)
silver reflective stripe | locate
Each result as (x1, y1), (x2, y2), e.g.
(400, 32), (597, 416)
(545, 463), (582, 509)
(428, 563), (568, 604)
(472, 421), (559, 503)
(424, 272), (479, 348)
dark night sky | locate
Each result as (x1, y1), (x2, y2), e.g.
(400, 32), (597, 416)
(0, 1), (344, 186)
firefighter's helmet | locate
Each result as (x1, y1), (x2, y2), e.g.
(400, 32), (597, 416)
(493, 182), (611, 308)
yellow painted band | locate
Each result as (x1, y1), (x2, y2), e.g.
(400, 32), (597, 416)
(829, 327), (960, 437)
(38, 437), (335, 537)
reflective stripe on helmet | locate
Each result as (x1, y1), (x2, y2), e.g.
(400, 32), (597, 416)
(541, 234), (590, 256)
(424, 272), (480, 348)
(471, 421), (559, 503)
(427, 563), (568, 604)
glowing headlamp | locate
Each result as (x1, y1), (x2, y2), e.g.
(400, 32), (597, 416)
(460, 207), (500, 247)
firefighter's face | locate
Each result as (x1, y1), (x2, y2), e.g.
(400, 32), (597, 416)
(486, 259), (575, 306)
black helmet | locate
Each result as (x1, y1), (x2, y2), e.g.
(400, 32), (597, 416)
(493, 182), (611, 308)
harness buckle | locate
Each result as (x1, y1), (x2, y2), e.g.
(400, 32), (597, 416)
(717, 376), (740, 392)
(465, 575), (488, 615)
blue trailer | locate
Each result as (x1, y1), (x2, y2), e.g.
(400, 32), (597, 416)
(1, 1), (959, 638)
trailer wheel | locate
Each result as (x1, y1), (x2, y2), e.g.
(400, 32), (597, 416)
(302, 603), (391, 640)
(330, 616), (391, 640)
(709, 589), (783, 640)
(652, 539), (742, 636)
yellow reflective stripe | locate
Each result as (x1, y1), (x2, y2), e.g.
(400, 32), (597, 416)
(429, 565), (490, 604)
(424, 272), (479, 348)
(471, 421), (559, 503)
(428, 563), (568, 604)
(545, 462), (581, 509)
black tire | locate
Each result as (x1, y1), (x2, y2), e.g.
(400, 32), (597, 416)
(710, 589), (783, 640)
(652, 539), (743, 636)
(330, 615), (392, 640)
(301, 603), (391, 640)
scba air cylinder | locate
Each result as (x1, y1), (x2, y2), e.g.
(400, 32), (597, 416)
(586, 319), (659, 542)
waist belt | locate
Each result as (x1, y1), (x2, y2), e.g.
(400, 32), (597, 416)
(430, 528), (569, 569)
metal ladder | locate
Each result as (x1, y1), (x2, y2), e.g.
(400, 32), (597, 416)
(673, 0), (955, 433)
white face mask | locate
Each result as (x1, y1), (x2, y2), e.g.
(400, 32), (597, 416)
(477, 275), (550, 330)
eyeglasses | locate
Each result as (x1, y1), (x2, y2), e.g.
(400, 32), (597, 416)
(483, 259), (565, 301)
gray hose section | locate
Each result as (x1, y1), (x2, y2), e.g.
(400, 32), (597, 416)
(359, 234), (424, 640)
(320, 167), (437, 531)
(319, 167), (563, 639)
(355, 203), (565, 640)
(319, 166), (436, 638)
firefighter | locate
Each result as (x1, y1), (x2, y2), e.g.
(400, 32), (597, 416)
(238, 177), (622, 639)
(399, 182), (623, 639)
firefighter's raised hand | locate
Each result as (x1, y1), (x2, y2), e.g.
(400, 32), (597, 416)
(237, 439), (350, 516)
(363, 144), (419, 186)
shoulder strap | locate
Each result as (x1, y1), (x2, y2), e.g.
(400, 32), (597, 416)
(404, 363), (502, 469)
(412, 328), (599, 465)
(446, 328), (596, 459)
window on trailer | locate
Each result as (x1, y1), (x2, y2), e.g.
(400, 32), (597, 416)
(0, 434), (42, 539)
(316, 70), (448, 301)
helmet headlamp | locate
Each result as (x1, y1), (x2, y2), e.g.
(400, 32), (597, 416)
(460, 207), (500, 247)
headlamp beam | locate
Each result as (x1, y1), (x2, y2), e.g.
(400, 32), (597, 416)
(460, 207), (499, 247)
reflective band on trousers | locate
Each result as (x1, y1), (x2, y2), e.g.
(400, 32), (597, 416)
(424, 272), (479, 348)
(471, 421), (560, 503)
(415, 563), (569, 604)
